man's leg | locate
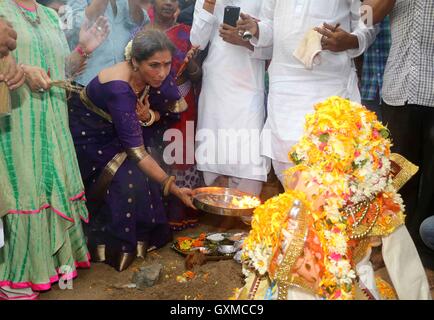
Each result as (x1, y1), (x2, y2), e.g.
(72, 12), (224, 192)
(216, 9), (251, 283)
(414, 106), (434, 268)
(202, 171), (220, 186)
(272, 160), (294, 188)
(381, 104), (422, 238)
(362, 91), (382, 121)
(229, 177), (263, 197)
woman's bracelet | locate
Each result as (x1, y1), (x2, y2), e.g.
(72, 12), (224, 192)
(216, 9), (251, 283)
(162, 176), (176, 197)
(75, 45), (90, 59)
(188, 66), (201, 77)
(139, 109), (156, 127)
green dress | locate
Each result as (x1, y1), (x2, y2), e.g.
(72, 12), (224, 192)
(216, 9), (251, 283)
(0, 1), (89, 291)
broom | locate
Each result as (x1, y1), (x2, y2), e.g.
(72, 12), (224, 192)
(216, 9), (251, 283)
(0, 57), (11, 117)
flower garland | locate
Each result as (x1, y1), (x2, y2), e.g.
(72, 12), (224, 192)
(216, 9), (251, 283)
(124, 40), (133, 61)
(241, 190), (311, 278)
(285, 96), (404, 299)
(241, 96), (406, 300)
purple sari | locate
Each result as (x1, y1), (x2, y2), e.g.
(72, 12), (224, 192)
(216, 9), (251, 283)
(69, 78), (171, 253)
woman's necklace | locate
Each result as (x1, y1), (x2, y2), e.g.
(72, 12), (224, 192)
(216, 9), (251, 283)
(130, 79), (150, 102)
(12, 0), (41, 27)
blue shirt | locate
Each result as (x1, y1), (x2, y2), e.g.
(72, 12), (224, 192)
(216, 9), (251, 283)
(361, 17), (391, 101)
(65, 0), (149, 86)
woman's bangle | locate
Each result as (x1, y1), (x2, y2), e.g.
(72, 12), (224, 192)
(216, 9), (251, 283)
(75, 45), (90, 59)
(188, 66), (201, 77)
(162, 176), (176, 197)
(139, 109), (156, 127)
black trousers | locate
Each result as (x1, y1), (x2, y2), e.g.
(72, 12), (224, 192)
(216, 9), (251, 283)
(382, 103), (434, 268)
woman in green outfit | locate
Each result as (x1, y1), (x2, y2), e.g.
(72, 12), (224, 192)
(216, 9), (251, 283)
(0, 0), (108, 299)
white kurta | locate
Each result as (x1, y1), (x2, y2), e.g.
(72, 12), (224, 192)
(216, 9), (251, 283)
(253, 0), (377, 163)
(191, 0), (271, 182)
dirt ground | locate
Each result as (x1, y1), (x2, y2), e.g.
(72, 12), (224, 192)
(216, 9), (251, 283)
(38, 176), (434, 300)
(40, 174), (284, 301)
(39, 215), (434, 300)
(40, 215), (249, 300)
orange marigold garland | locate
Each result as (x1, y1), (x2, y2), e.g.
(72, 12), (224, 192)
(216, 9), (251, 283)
(241, 97), (405, 300)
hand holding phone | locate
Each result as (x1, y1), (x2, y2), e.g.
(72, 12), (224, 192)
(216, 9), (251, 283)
(223, 6), (240, 27)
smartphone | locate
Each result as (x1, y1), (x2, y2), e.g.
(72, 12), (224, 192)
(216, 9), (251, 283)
(223, 6), (241, 27)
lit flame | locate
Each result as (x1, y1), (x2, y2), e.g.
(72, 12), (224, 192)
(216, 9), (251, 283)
(231, 196), (261, 209)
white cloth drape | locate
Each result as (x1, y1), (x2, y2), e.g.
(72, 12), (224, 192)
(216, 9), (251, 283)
(279, 226), (431, 300)
(382, 226), (432, 300)
(252, 0), (377, 162)
(191, 0), (271, 182)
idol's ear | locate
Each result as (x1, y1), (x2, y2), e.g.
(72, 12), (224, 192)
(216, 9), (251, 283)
(390, 153), (419, 191)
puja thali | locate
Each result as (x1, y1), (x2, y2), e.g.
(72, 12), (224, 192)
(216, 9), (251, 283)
(171, 232), (247, 260)
(192, 187), (261, 217)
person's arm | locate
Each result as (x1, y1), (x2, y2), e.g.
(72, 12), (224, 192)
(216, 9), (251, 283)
(0, 17), (17, 57)
(85, 0), (110, 22)
(347, 0), (378, 58)
(128, 0), (145, 25)
(190, 0), (218, 50)
(363, 0), (396, 25)
(0, 53), (25, 90)
(219, 23), (254, 51)
(313, 1), (377, 57)
(66, 16), (110, 78)
(106, 86), (195, 208)
(237, 0), (276, 48)
(65, 0), (88, 49)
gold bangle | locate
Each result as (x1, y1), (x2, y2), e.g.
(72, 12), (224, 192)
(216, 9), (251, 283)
(126, 146), (149, 163)
(188, 66), (201, 77)
(162, 176), (176, 197)
(139, 109), (155, 127)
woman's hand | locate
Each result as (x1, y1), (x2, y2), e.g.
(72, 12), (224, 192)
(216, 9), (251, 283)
(177, 46), (200, 79)
(136, 94), (151, 122)
(171, 185), (196, 210)
(0, 54), (25, 90)
(22, 65), (51, 92)
(78, 16), (110, 55)
(184, 45), (200, 65)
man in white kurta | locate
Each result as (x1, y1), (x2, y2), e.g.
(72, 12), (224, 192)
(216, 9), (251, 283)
(190, 0), (270, 196)
(240, 0), (376, 184)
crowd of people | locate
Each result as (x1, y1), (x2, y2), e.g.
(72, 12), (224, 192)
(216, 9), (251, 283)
(0, 0), (432, 300)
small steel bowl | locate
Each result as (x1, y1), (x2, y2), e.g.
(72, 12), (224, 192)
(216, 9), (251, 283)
(218, 245), (237, 255)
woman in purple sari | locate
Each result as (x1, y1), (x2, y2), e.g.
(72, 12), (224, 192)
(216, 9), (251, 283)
(69, 30), (195, 272)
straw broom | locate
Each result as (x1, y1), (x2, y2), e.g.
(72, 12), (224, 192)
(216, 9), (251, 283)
(0, 57), (11, 116)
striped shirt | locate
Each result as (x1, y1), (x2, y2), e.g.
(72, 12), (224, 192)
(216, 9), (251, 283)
(382, 0), (434, 107)
(361, 17), (391, 101)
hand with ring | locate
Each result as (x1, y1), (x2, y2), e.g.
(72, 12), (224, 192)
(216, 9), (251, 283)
(314, 22), (359, 52)
(78, 16), (110, 55)
(237, 13), (260, 39)
(21, 64), (51, 93)
(219, 23), (246, 47)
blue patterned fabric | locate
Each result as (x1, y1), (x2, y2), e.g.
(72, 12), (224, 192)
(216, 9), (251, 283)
(361, 17), (391, 101)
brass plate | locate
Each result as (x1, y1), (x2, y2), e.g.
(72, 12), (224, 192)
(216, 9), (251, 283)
(192, 187), (260, 217)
